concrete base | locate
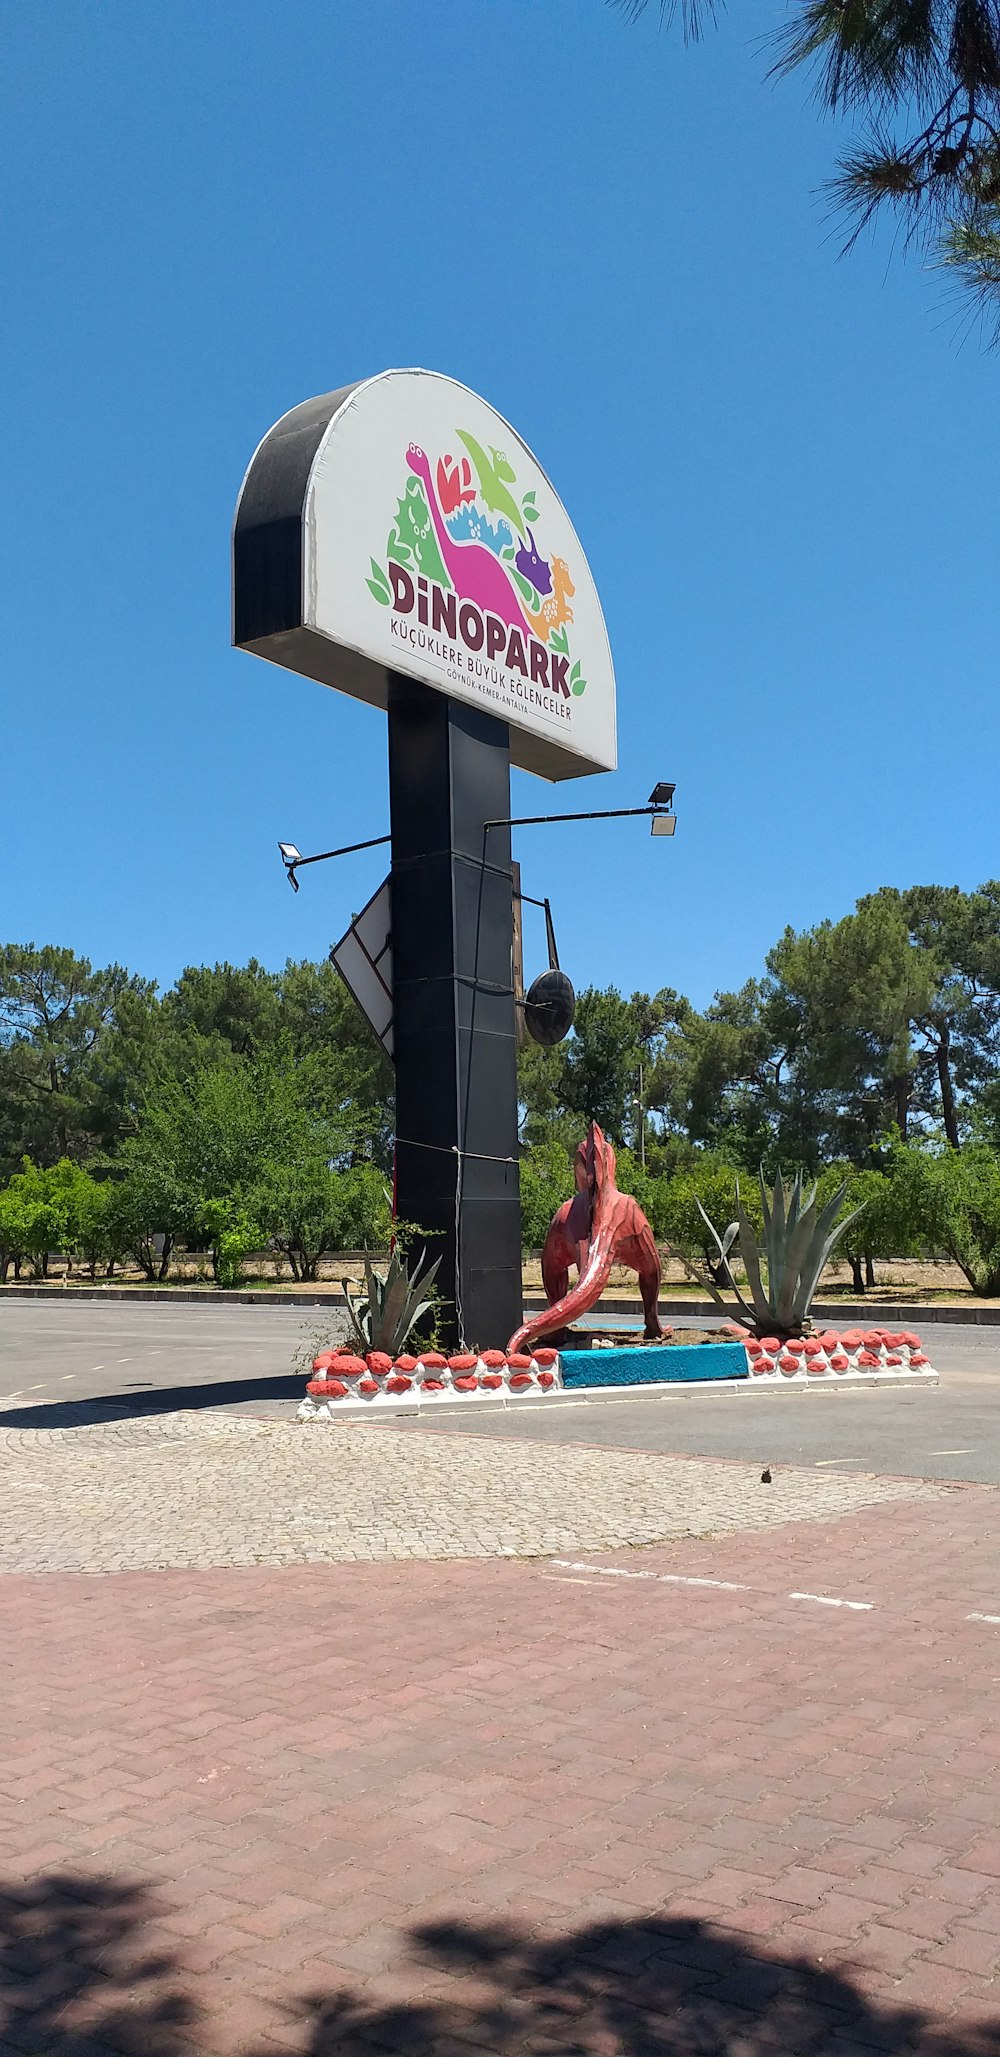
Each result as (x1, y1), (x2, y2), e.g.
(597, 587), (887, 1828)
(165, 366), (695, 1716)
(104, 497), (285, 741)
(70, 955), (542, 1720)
(299, 1366), (940, 1423)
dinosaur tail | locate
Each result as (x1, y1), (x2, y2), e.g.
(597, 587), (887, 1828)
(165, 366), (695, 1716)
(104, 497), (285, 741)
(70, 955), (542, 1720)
(506, 1248), (615, 1357)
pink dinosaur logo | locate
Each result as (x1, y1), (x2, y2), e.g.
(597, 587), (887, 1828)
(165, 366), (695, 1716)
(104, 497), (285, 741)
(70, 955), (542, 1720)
(364, 432), (588, 700)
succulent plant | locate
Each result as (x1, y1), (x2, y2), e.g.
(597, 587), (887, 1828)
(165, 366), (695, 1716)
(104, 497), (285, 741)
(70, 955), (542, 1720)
(696, 1168), (864, 1338)
(342, 1244), (442, 1357)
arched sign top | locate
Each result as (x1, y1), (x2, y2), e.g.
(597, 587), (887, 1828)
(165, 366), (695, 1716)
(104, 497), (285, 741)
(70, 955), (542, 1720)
(233, 369), (617, 781)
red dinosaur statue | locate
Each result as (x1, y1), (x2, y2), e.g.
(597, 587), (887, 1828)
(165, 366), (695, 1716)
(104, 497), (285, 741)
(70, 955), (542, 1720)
(507, 1122), (663, 1355)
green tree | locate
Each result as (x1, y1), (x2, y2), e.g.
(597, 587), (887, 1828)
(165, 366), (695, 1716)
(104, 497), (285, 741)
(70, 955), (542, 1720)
(0, 1160), (77, 1278)
(0, 946), (153, 1174)
(118, 1056), (347, 1283)
(659, 1158), (765, 1280)
(887, 1140), (1000, 1294)
(519, 1137), (574, 1249)
(611, 1), (1000, 336)
(882, 883), (1000, 1147)
(518, 987), (670, 1154)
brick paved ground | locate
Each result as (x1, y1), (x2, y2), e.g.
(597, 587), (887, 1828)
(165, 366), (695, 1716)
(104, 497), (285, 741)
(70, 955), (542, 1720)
(3, 1478), (1000, 2054)
(0, 1413), (945, 1570)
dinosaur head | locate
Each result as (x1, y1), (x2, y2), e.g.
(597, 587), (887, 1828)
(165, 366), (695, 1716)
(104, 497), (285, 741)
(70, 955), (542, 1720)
(406, 442), (430, 485)
(575, 1122), (618, 1222)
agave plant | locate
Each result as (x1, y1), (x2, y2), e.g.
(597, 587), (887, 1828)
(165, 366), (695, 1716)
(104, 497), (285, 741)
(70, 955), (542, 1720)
(696, 1168), (864, 1338)
(342, 1244), (442, 1357)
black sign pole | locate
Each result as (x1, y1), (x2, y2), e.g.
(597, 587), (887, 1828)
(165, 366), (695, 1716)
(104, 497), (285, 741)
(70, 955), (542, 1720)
(387, 673), (522, 1351)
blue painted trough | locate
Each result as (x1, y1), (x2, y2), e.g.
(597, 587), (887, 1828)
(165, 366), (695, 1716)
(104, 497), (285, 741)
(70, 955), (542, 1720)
(559, 1342), (750, 1388)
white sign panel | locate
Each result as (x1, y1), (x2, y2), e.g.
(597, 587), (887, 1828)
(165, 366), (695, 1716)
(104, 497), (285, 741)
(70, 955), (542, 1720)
(234, 370), (617, 782)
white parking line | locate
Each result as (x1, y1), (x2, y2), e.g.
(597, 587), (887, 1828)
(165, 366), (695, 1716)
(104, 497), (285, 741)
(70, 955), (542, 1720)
(814, 1457), (863, 1466)
(552, 1561), (655, 1580)
(967, 1612), (1000, 1625)
(661, 1575), (748, 1591)
(790, 1591), (874, 1611)
(928, 1449), (973, 1456)
(551, 1560), (747, 1591)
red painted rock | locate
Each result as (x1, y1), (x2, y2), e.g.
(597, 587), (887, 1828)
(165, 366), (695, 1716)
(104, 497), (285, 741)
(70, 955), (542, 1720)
(448, 1354), (479, 1372)
(862, 1331), (883, 1350)
(761, 1337), (781, 1353)
(385, 1375), (413, 1393)
(394, 1356), (419, 1374)
(532, 1348), (559, 1366)
(903, 1332), (922, 1350)
(911, 1353), (929, 1368)
(803, 1339), (824, 1356)
(306, 1378), (348, 1398)
(840, 1331), (864, 1350)
(453, 1375), (479, 1392)
(779, 1354), (800, 1375)
(885, 1353), (902, 1366)
(506, 1354), (532, 1371)
(481, 1350), (507, 1370)
(819, 1332), (841, 1350)
(830, 1353), (850, 1372)
(358, 1379), (379, 1396)
(858, 1351), (879, 1368)
(722, 1322), (749, 1337)
(481, 1373), (504, 1389)
(785, 1338), (806, 1355)
(420, 1353), (448, 1370)
(537, 1370), (556, 1387)
(756, 1354), (775, 1372)
(312, 1352), (336, 1372)
(746, 1338), (763, 1356)
(806, 1356), (829, 1376)
(329, 1355), (367, 1379)
(423, 1379), (446, 1392)
(509, 1372), (533, 1388)
(366, 1352), (393, 1377)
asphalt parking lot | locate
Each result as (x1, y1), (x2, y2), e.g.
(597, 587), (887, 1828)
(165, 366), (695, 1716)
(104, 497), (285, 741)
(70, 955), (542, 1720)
(2, 1296), (999, 1482)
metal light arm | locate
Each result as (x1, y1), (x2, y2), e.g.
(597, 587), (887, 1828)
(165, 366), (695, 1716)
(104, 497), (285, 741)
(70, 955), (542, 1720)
(279, 833), (391, 892)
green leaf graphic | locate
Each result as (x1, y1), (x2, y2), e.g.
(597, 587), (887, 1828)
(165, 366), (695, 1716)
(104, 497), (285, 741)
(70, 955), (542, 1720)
(571, 674), (587, 696)
(570, 660), (582, 684)
(367, 558), (392, 605)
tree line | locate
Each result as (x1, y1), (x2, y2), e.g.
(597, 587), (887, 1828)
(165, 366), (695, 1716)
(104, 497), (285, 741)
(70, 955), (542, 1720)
(4, 880), (1000, 1288)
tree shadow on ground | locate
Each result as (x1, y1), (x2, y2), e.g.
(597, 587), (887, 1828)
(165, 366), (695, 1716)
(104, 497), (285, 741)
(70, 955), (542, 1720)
(0, 1872), (197, 2055)
(0, 1374), (305, 1431)
(5, 1874), (1000, 2057)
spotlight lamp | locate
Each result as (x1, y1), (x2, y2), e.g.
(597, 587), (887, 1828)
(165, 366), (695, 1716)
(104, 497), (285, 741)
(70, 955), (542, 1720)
(278, 842), (303, 891)
(648, 782), (677, 837)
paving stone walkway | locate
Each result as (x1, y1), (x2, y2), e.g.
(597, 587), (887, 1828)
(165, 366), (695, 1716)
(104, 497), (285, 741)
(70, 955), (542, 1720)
(0, 1411), (946, 1571)
(3, 1487), (1000, 2055)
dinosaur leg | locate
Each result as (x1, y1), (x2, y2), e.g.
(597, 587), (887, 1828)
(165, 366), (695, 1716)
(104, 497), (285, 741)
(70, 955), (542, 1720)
(541, 1227), (571, 1309)
(638, 1258), (663, 1339)
(619, 1230), (663, 1339)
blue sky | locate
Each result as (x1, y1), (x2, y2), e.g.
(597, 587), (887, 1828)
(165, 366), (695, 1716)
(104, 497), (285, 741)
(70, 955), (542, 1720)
(3, 1), (995, 1010)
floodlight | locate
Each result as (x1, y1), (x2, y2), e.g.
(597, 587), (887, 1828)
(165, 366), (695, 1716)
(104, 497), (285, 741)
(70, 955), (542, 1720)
(651, 814), (677, 837)
(278, 843), (302, 864)
(648, 783), (675, 808)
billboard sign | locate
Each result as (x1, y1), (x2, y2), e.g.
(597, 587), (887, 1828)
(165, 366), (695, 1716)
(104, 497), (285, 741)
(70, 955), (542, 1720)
(233, 369), (617, 781)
